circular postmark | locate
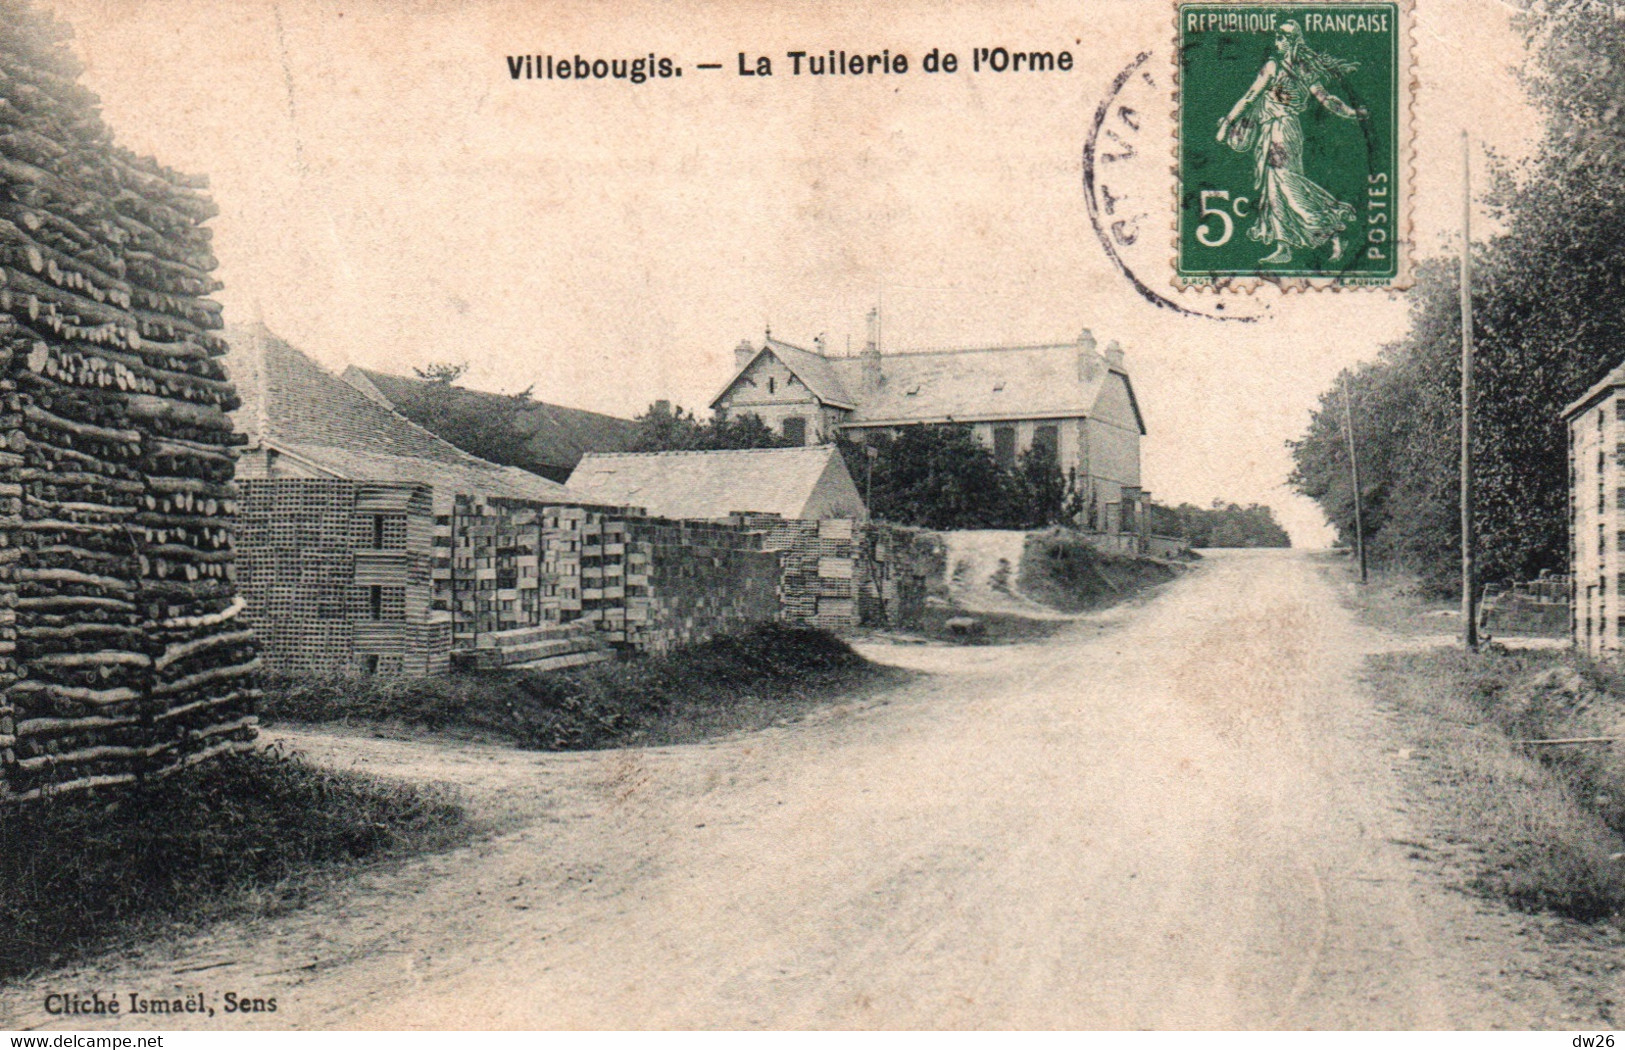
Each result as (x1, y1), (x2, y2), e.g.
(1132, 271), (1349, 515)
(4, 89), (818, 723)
(1084, 51), (1267, 321)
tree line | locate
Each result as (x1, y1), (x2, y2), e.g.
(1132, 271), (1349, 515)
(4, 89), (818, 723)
(1290, 2), (1625, 595)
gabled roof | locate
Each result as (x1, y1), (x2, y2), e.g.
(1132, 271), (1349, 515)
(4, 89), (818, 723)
(1563, 361), (1625, 421)
(710, 337), (856, 411)
(342, 366), (639, 481)
(566, 445), (857, 520)
(223, 323), (569, 503)
(826, 343), (1145, 432)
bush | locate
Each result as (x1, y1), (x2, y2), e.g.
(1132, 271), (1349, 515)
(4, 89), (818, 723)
(0, 749), (469, 980)
(1016, 531), (1177, 613)
(262, 623), (886, 750)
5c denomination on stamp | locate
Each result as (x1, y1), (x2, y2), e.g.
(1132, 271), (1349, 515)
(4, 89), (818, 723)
(1175, 2), (1411, 289)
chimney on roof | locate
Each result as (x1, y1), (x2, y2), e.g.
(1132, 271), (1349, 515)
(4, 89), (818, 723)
(1078, 328), (1103, 383)
(734, 339), (756, 370)
(1105, 340), (1126, 371)
(861, 307), (882, 393)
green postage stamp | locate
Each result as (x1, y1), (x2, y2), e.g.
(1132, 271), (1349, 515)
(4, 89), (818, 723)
(1176, 3), (1411, 288)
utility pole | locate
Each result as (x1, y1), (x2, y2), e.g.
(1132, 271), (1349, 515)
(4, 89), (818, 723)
(1341, 370), (1368, 584)
(1460, 130), (1479, 651)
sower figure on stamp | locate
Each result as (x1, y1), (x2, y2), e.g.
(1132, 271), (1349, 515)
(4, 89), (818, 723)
(1216, 21), (1367, 265)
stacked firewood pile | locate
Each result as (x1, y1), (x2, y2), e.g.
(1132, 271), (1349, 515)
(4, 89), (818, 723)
(0, 3), (257, 799)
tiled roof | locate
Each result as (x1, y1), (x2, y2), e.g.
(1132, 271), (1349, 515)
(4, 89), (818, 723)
(224, 323), (569, 503)
(567, 445), (849, 520)
(343, 367), (639, 480)
(710, 337), (857, 410)
(269, 443), (571, 504)
(825, 344), (1117, 426)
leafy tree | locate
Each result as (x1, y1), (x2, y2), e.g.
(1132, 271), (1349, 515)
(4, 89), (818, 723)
(1007, 444), (1071, 529)
(1290, 4), (1625, 594)
(629, 403), (791, 453)
(413, 361), (467, 384)
(1149, 500), (1292, 548)
(836, 425), (1071, 530)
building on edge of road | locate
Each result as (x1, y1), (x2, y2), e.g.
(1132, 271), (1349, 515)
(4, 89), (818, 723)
(1563, 365), (1625, 658)
(710, 315), (1150, 545)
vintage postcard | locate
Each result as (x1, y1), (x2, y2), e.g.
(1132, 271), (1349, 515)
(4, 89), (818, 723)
(0, 0), (1616, 1035)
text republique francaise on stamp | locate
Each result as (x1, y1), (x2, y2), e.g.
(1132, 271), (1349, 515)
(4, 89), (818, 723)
(1175, 2), (1412, 289)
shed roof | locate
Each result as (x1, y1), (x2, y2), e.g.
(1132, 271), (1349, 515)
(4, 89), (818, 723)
(567, 445), (853, 520)
(343, 366), (638, 480)
(223, 323), (569, 503)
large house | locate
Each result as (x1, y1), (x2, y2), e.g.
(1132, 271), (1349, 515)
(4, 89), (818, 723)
(711, 323), (1147, 535)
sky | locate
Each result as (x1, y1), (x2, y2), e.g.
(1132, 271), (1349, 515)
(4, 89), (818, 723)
(50, 0), (1542, 545)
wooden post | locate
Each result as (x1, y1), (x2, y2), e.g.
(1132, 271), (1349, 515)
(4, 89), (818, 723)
(1341, 370), (1368, 584)
(1461, 130), (1479, 651)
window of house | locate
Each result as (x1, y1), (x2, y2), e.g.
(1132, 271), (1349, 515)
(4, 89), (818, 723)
(369, 585), (383, 621)
(993, 426), (1016, 469)
(768, 377), (777, 394)
(1033, 424), (1060, 461)
(362, 654), (380, 675)
(372, 514), (385, 549)
(783, 417), (807, 445)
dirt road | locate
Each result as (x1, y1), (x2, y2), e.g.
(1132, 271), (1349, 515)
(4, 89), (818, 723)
(0, 550), (1583, 1028)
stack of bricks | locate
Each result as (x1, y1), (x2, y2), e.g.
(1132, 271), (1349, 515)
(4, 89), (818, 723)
(445, 497), (780, 656)
(741, 515), (862, 630)
(239, 480), (446, 676)
(237, 479), (355, 672)
(448, 495), (560, 647)
(621, 517), (780, 655)
(578, 513), (628, 641)
(0, 3), (259, 798)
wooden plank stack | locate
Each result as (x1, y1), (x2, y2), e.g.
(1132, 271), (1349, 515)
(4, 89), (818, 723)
(0, 3), (258, 798)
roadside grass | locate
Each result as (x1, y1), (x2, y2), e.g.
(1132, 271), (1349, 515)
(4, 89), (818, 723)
(0, 748), (470, 981)
(1365, 645), (1625, 920)
(261, 623), (904, 749)
(1322, 555), (1462, 638)
(1017, 530), (1178, 614)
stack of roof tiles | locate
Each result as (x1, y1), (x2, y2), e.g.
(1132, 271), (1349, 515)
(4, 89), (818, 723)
(0, 3), (257, 798)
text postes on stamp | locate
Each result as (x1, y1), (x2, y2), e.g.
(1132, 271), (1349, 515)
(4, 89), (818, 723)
(1176, 2), (1409, 289)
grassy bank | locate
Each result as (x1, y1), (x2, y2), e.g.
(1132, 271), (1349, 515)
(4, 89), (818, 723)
(1366, 644), (1625, 920)
(261, 623), (898, 749)
(0, 749), (469, 981)
(1017, 530), (1179, 614)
